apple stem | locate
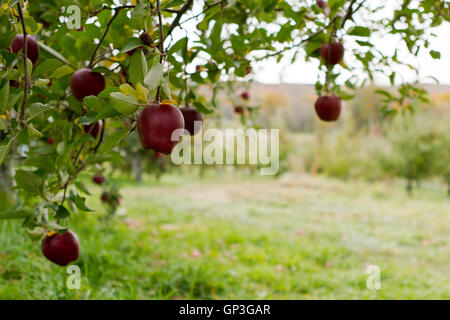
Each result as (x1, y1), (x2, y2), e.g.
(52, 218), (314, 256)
(155, 0), (165, 104)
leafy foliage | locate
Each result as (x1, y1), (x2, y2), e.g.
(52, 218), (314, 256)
(0, 0), (447, 243)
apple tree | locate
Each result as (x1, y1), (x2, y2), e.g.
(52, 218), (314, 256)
(0, 0), (447, 265)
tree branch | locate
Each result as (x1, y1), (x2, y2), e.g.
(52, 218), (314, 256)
(166, 0), (194, 38)
(16, 3), (30, 129)
(89, 6), (131, 68)
(156, 0), (166, 103)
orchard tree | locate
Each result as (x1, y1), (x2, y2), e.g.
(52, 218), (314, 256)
(0, 0), (447, 266)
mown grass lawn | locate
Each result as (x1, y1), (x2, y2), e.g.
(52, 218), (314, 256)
(1, 171), (449, 299)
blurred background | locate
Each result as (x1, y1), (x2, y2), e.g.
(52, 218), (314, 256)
(3, 81), (448, 300)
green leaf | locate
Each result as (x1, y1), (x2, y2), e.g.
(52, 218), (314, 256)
(15, 170), (45, 198)
(0, 118), (7, 131)
(0, 133), (17, 165)
(162, 76), (172, 100)
(33, 59), (63, 76)
(26, 123), (43, 138)
(99, 126), (131, 154)
(430, 50), (441, 59)
(70, 194), (93, 212)
(0, 209), (33, 220)
(129, 49), (148, 86)
(0, 80), (9, 113)
(55, 205), (70, 219)
(110, 92), (138, 115)
(38, 42), (73, 66)
(348, 26), (371, 37)
(121, 37), (144, 53)
(83, 95), (107, 112)
(144, 63), (164, 91)
(0, 31), (16, 49)
(27, 102), (52, 121)
(49, 65), (73, 79)
(26, 227), (47, 241)
(194, 101), (213, 115)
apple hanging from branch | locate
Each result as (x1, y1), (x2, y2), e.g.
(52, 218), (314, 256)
(314, 95), (342, 122)
(137, 104), (185, 154)
(41, 230), (80, 266)
(70, 68), (105, 101)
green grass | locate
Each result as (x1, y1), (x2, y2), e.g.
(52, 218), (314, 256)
(1, 171), (449, 299)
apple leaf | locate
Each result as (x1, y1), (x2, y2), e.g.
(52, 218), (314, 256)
(33, 59), (63, 76)
(430, 50), (441, 59)
(121, 38), (144, 53)
(49, 65), (73, 79)
(0, 80), (9, 113)
(70, 194), (93, 212)
(15, 170), (45, 198)
(144, 63), (164, 91)
(348, 26), (371, 37)
(55, 205), (71, 219)
(110, 92), (139, 115)
(38, 42), (73, 66)
(0, 208), (34, 220)
(0, 133), (17, 165)
(99, 126), (131, 155)
(129, 49), (148, 86)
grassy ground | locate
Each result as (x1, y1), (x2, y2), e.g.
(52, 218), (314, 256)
(0, 171), (449, 299)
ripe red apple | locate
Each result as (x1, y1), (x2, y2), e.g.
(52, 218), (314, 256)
(137, 104), (185, 154)
(234, 106), (244, 114)
(47, 137), (54, 145)
(11, 34), (39, 64)
(320, 42), (344, 65)
(101, 192), (110, 203)
(241, 91), (250, 100)
(41, 230), (79, 266)
(317, 0), (327, 9)
(92, 173), (104, 185)
(83, 120), (103, 139)
(70, 68), (105, 101)
(314, 95), (341, 122)
(180, 107), (203, 136)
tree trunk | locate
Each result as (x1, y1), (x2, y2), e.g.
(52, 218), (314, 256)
(406, 180), (413, 195)
(131, 153), (143, 183)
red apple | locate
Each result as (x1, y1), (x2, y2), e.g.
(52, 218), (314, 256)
(234, 106), (244, 114)
(314, 95), (341, 122)
(101, 192), (110, 203)
(83, 120), (103, 139)
(320, 42), (344, 65)
(180, 107), (203, 136)
(137, 104), (185, 154)
(92, 173), (104, 185)
(70, 68), (105, 101)
(241, 91), (250, 100)
(41, 230), (79, 266)
(317, 0), (327, 9)
(11, 34), (39, 64)
(47, 137), (54, 145)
